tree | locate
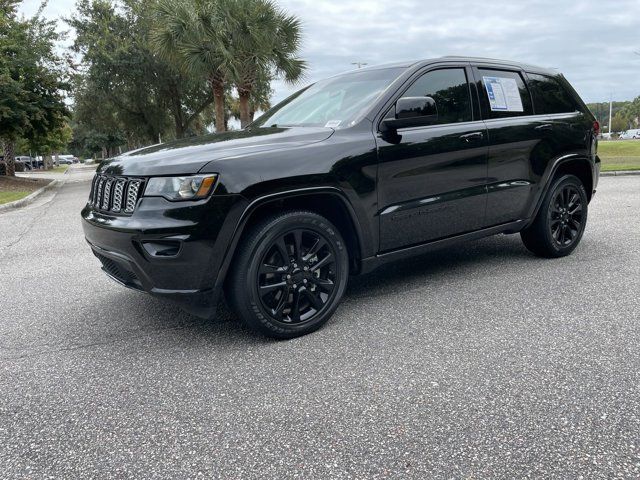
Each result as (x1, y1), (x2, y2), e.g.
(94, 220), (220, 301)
(151, 0), (230, 132)
(16, 121), (73, 166)
(151, 0), (306, 131)
(586, 100), (632, 130)
(68, 0), (214, 143)
(219, 0), (306, 128)
(0, 1), (69, 175)
(621, 96), (640, 127)
(611, 111), (629, 133)
(247, 71), (273, 122)
(71, 75), (130, 156)
(227, 72), (273, 124)
(31, 123), (73, 167)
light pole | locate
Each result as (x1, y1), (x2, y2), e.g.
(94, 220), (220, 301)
(609, 94), (613, 136)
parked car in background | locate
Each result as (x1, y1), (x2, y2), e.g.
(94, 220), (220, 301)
(619, 129), (640, 140)
(57, 155), (78, 165)
(83, 56), (600, 338)
(14, 156), (35, 170)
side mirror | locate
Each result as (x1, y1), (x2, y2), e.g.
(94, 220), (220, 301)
(381, 96), (438, 131)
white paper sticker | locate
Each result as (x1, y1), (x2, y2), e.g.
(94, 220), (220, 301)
(324, 120), (341, 128)
(483, 76), (524, 112)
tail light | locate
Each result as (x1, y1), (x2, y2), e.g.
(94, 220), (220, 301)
(593, 121), (600, 136)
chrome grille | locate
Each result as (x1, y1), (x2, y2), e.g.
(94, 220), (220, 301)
(96, 177), (105, 206)
(89, 175), (144, 215)
(112, 179), (125, 212)
(90, 175), (100, 205)
(124, 180), (142, 214)
(101, 178), (113, 210)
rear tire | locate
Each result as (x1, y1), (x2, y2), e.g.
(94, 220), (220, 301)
(520, 174), (588, 258)
(227, 211), (349, 339)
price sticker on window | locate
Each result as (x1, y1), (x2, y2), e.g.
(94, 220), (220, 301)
(483, 76), (524, 112)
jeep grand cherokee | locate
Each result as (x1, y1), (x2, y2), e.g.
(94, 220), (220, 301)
(82, 57), (600, 338)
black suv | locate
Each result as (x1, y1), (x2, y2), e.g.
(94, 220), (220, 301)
(82, 57), (600, 338)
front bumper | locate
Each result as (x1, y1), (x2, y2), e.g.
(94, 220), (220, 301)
(81, 193), (246, 319)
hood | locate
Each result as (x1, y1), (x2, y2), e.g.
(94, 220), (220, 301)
(100, 127), (334, 176)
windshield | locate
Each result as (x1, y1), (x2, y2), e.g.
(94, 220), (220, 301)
(253, 67), (405, 129)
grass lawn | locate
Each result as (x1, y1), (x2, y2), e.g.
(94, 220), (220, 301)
(0, 176), (50, 205)
(51, 165), (69, 173)
(598, 140), (640, 172)
(0, 190), (31, 205)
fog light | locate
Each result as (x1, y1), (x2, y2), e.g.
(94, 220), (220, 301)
(141, 241), (181, 257)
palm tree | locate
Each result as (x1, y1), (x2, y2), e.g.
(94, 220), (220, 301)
(151, 0), (305, 131)
(151, 0), (230, 132)
(228, 71), (273, 124)
(217, 0), (306, 128)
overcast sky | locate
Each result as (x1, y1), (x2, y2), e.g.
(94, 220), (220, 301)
(19, 0), (640, 104)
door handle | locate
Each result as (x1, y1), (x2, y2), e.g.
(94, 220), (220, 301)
(535, 124), (554, 132)
(460, 132), (484, 142)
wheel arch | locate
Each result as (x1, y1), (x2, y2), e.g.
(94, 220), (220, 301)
(552, 157), (594, 202)
(214, 188), (365, 291)
(527, 154), (594, 224)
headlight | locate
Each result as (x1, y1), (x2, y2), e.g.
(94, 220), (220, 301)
(144, 174), (218, 201)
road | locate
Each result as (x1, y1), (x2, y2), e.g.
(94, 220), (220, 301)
(1, 173), (639, 479)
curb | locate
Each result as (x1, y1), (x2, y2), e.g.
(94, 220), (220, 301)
(601, 170), (640, 177)
(0, 179), (62, 213)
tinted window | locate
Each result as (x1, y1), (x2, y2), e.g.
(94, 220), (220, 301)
(477, 68), (532, 118)
(527, 73), (578, 114)
(403, 68), (472, 124)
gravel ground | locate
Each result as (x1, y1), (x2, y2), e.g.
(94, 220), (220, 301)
(0, 174), (639, 479)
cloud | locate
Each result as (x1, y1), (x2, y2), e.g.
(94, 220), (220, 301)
(20, 0), (640, 104)
(274, 0), (640, 103)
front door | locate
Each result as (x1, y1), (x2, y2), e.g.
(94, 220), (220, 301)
(376, 66), (488, 252)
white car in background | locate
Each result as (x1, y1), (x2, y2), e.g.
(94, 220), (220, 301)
(619, 129), (640, 140)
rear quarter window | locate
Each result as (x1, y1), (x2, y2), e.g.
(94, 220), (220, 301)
(526, 73), (579, 114)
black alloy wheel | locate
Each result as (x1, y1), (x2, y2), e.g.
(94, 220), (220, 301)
(257, 228), (337, 324)
(548, 184), (584, 247)
(521, 174), (588, 258)
(228, 211), (349, 339)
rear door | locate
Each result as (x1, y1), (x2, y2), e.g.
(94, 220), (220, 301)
(473, 65), (591, 227)
(376, 64), (489, 251)
(471, 65), (543, 226)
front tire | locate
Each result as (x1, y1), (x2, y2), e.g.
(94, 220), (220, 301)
(228, 211), (349, 339)
(520, 174), (588, 258)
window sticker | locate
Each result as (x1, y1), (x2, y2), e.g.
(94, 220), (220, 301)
(324, 120), (341, 128)
(483, 76), (524, 112)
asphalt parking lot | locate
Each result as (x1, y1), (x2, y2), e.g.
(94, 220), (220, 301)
(1, 172), (639, 478)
